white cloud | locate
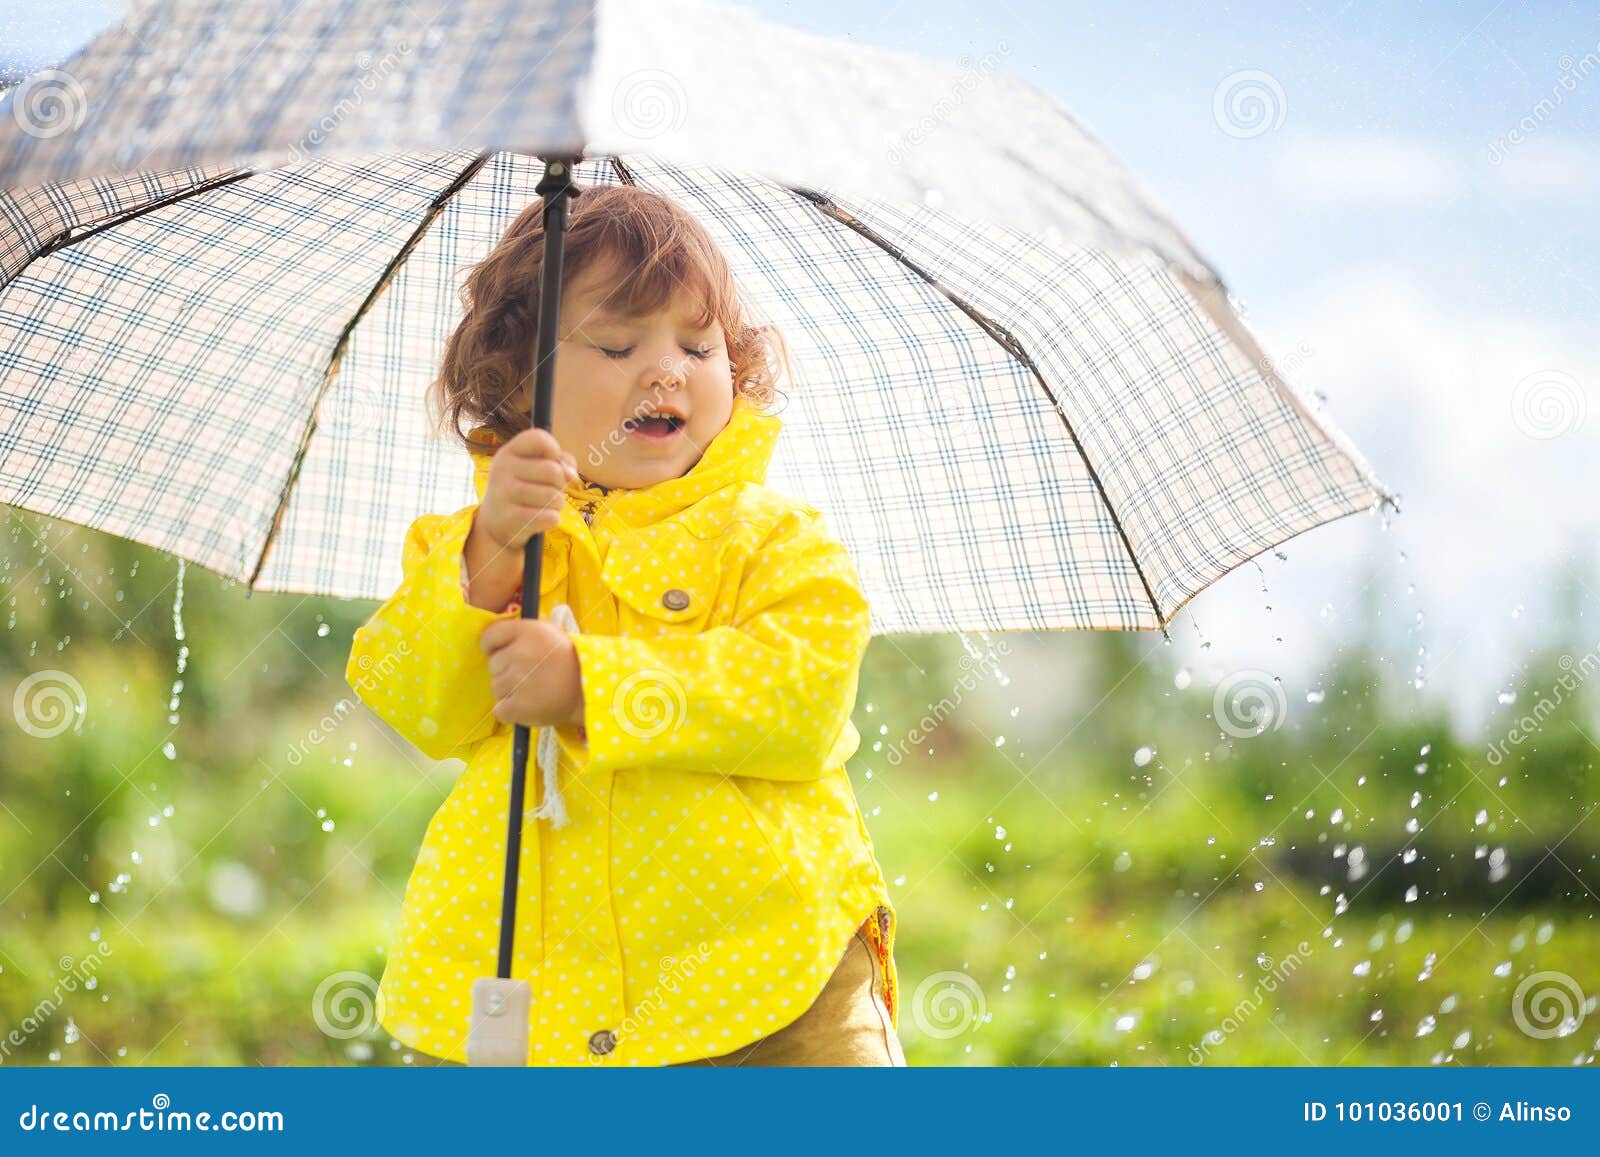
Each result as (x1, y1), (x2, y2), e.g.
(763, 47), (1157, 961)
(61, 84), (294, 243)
(1270, 130), (1598, 210)
(1482, 137), (1600, 205)
(1270, 132), (1460, 205)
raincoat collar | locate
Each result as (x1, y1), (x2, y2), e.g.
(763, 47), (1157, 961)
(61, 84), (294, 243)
(468, 394), (782, 533)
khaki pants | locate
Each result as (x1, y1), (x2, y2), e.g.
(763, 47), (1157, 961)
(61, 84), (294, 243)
(675, 915), (906, 1067)
(419, 913), (905, 1067)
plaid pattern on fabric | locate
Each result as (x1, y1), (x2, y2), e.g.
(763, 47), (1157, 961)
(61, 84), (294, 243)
(0, 149), (488, 583)
(0, 0), (594, 191)
(0, 0), (1209, 270)
(0, 1), (1391, 632)
(0, 148), (1389, 632)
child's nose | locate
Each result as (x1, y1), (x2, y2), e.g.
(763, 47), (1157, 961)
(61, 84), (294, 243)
(646, 356), (686, 392)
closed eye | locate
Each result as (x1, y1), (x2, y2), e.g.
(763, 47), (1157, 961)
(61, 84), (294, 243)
(596, 343), (712, 360)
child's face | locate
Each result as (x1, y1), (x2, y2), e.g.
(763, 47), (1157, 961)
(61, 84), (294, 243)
(532, 254), (736, 491)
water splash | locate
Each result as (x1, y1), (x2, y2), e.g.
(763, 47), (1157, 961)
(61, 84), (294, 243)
(165, 559), (189, 758)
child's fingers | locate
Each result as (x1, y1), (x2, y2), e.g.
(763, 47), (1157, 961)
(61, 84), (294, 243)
(499, 457), (577, 487)
(503, 427), (579, 471)
(480, 618), (523, 655)
(501, 503), (561, 536)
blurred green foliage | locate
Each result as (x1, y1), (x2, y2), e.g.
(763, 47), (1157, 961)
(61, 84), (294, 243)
(2, 510), (1596, 1067)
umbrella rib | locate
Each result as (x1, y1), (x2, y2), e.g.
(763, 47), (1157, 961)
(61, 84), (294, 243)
(7, 168), (258, 288)
(244, 149), (497, 594)
(784, 185), (1168, 632)
(610, 155), (638, 186)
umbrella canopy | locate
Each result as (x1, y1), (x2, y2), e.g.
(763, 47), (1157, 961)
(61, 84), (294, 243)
(0, 0), (1391, 634)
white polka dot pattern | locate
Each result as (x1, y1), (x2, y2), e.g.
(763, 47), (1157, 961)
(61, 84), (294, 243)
(345, 397), (896, 1065)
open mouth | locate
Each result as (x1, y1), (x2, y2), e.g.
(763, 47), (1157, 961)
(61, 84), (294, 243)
(623, 414), (686, 439)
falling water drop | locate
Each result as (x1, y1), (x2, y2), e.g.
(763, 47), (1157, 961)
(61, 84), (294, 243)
(166, 561), (189, 765)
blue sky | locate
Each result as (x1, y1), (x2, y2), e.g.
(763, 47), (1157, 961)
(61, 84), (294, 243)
(5, 1), (1598, 725)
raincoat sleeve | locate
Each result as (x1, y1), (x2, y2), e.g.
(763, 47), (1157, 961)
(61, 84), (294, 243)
(571, 506), (872, 782)
(344, 504), (516, 762)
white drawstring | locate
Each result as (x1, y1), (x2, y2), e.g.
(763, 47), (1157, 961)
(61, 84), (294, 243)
(532, 602), (579, 828)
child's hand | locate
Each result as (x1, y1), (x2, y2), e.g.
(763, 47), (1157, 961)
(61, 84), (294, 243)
(464, 428), (580, 610)
(478, 427), (580, 551)
(480, 618), (585, 729)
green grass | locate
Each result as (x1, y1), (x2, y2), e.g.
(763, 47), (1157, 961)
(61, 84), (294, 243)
(2, 514), (1596, 1066)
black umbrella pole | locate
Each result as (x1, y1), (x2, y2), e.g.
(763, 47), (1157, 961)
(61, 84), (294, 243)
(496, 156), (582, 981)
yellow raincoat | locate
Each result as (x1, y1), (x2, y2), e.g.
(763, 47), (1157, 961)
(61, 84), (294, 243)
(344, 395), (897, 1065)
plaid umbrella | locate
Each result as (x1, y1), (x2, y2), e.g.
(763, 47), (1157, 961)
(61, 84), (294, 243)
(0, 0), (1391, 1064)
(0, 0), (1391, 635)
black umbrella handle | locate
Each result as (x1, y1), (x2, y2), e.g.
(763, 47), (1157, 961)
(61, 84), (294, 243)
(497, 155), (582, 982)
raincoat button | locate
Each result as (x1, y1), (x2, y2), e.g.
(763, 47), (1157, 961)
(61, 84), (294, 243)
(588, 1028), (618, 1056)
(661, 588), (690, 611)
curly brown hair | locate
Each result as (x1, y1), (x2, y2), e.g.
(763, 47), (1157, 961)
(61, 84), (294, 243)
(428, 182), (792, 452)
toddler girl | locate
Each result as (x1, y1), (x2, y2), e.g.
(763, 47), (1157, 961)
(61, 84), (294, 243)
(346, 183), (902, 1066)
